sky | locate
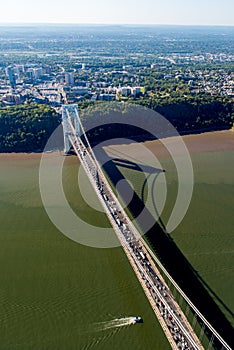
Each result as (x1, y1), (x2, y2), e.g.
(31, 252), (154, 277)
(0, 0), (234, 26)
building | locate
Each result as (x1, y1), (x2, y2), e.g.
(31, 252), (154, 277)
(121, 87), (132, 96)
(71, 87), (89, 95)
(119, 86), (143, 97)
(5, 66), (16, 88)
(14, 65), (25, 79)
(65, 72), (74, 85)
(27, 69), (34, 80)
(2, 93), (21, 105)
(132, 87), (141, 97)
(34, 68), (44, 79)
(98, 93), (116, 101)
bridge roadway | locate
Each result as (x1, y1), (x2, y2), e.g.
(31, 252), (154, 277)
(67, 128), (204, 350)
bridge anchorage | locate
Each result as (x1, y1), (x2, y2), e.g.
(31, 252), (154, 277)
(62, 104), (232, 350)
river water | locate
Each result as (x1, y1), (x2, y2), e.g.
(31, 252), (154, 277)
(0, 153), (170, 350)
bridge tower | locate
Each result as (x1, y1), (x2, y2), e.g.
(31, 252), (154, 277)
(62, 104), (81, 154)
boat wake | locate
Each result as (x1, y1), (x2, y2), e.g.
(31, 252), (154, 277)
(93, 316), (137, 332)
(80, 317), (138, 350)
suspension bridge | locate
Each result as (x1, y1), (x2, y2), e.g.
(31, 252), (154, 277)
(62, 104), (232, 350)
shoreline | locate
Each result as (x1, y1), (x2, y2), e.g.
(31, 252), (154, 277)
(0, 129), (233, 160)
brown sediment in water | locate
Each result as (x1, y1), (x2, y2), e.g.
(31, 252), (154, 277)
(146, 130), (234, 156)
(100, 130), (234, 162)
(0, 152), (42, 161)
(0, 151), (60, 162)
(0, 130), (233, 161)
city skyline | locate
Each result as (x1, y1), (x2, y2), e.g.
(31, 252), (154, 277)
(0, 0), (234, 26)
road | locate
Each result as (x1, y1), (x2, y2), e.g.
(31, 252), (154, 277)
(66, 124), (205, 350)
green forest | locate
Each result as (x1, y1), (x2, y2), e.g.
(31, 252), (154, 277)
(0, 97), (233, 152)
(0, 104), (60, 152)
(137, 95), (234, 133)
(79, 95), (234, 144)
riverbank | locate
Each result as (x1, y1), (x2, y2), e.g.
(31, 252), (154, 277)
(145, 129), (234, 159)
(0, 130), (233, 161)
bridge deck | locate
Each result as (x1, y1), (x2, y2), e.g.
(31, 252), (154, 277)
(68, 130), (204, 350)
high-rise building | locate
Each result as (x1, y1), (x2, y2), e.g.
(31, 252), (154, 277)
(27, 68), (34, 80)
(14, 65), (25, 79)
(65, 72), (74, 85)
(5, 66), (16, 88)
(34, 68), (44, 79)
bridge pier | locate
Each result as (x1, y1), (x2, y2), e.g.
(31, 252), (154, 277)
(62, 104), (81, 154)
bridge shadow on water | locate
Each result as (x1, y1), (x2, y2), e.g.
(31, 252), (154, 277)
(96, 147), (234, 349)
(111, 158), (167, 232)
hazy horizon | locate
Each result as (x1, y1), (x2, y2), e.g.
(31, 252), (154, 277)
(0, 23), (234, 27)
(1, 0), (233, 27)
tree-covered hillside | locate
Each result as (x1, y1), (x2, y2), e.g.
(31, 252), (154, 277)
(137, 95), (234, 133)
(0, 96), (233, 153)
(0, 104), (60, 152)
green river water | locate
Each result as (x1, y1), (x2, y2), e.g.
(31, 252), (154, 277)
(0, 154), (170, 350)
(0, 131), (233, 349)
